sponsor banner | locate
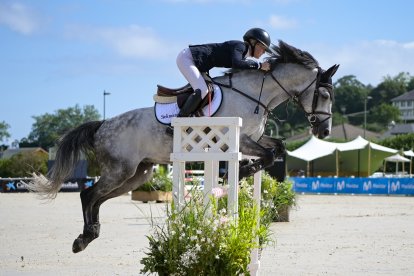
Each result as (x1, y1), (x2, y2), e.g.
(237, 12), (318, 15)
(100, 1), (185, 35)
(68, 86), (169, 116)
(334, 178), (362, 194)
(291, 177), (414, 195)
(0, 178), (31, 193)
(360, 178), (389, 194)
(292, 177), (335, 193)
(389, 178), (414, 195)
(0, 178), (95, 193)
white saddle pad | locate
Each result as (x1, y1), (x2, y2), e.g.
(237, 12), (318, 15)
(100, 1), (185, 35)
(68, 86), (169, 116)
(154, 84), (223, 125)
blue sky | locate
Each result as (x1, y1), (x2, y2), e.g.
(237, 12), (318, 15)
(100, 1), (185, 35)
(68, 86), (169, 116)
(1, 0), (413, 146)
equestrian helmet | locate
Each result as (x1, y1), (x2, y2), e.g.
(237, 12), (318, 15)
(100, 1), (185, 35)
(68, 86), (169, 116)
(243, 28), (271, 47)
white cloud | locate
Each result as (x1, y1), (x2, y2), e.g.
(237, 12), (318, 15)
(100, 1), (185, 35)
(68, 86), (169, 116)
(308, 40), (414, 85)
(65, 24), (179, 59)
(268, 15), (297, 29)
(0, 2), (40, 35)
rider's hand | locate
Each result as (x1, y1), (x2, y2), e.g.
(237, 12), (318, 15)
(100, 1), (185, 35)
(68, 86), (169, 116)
(260, 62), (271, 71)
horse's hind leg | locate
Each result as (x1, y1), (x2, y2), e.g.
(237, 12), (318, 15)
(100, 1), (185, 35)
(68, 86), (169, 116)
(91, 162), (154, 222)
(72, 162), (153, 253)
(72, 184), (101, 253)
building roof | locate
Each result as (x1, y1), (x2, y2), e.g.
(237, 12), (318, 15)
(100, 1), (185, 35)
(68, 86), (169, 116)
(286, 123), (381, 142)
(381, 123), (414, 139)
(0, 147), (48, 159)
(391, 90), (414, 102)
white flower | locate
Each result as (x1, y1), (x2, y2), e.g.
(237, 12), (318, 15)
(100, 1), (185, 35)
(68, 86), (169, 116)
(219, 208), (227, 215)
(190, 235), (197, 241)
(215, 255), (220, 259)
(196, 229), (202, 235)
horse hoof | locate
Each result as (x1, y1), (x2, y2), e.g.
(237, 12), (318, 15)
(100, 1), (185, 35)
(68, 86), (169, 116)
(72, 235), (87, 253)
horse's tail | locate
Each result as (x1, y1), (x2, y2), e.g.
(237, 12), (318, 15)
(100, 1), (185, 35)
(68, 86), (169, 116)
(28, 121), (104, 199)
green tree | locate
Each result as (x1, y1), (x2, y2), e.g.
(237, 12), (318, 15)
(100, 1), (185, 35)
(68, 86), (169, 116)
(0, 151), (48, 177)
(0, 120), (11, 143)
(26, 105), (100, 149)
(370, 103), (400, 128)
(407, 76), (414, 91)
(333, 75), (370, 116)
(370, 72), (412, 107)
(380, 133), (414, 151)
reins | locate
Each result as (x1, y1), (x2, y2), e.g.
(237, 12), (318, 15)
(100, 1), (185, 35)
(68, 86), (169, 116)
(211, 73), (270, 114)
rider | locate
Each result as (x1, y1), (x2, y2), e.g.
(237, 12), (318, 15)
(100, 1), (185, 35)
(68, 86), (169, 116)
(166, 27), (272, 135)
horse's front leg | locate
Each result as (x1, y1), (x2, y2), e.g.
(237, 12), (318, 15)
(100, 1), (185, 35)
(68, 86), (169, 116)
(239, 134), (275, 179)
(257, 135), (286, 158)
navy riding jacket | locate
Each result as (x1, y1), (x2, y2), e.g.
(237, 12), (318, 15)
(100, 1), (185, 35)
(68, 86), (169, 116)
(189, 40), (260, 72)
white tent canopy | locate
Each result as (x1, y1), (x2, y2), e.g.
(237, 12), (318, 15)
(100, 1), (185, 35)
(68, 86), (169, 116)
(287, 136), (337, 162)
(287, 136), (398, 176)
(404, 150), (414, 157)
(384, 153), (411, 175)
(384, 154), (410, 162)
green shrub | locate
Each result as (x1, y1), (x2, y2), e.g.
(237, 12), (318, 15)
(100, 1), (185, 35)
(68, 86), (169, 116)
(0, 152), (47, 177)
(135, 165), (172, 192)
(242, 172), (296, 222)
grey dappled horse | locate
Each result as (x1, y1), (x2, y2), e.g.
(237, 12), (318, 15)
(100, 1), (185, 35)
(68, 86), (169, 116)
(28, 41), (339, 253)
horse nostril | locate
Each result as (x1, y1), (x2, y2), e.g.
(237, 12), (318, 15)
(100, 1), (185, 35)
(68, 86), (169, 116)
(323, 129), (330, 137)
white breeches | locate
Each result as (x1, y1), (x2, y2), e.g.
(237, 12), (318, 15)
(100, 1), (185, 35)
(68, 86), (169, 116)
(176, 48), (209, 99)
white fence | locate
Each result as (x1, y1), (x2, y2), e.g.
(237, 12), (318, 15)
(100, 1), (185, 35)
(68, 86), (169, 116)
(169, 117), (262, 275)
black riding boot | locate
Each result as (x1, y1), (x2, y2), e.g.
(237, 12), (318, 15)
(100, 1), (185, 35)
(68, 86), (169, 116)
(166, 89), (203, 136)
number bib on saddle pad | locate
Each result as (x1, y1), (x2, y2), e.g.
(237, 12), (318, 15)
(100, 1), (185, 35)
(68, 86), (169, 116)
(154, 84), (223, 125)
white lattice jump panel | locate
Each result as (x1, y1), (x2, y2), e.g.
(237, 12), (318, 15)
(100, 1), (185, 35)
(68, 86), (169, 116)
(170, 117), (242, 162)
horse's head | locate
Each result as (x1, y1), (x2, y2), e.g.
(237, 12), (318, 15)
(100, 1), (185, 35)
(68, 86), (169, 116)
(306, 64), (339, 138)
(267, 41), (339, 139)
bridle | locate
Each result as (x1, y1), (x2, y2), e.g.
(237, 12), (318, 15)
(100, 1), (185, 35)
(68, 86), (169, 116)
(211, 66), (333, 129)
(269, 67), (333, 129)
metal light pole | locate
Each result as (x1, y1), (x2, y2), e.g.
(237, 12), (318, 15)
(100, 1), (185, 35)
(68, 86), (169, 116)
(364, 96), (372, 138)
(340, 106), (347, 140)
(103, 91), (111, 120)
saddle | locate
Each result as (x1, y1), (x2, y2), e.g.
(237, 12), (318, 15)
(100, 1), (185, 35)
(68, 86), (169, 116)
(156, 82), (215, 115)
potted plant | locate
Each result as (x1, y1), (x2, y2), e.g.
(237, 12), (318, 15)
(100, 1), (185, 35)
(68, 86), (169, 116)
(131, 165), (172, 203)
(244, 171), (296, 222)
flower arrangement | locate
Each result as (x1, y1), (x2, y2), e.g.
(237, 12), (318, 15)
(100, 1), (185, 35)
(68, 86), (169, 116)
(140, 182), (272, 275)
(242, 171), (296, 222)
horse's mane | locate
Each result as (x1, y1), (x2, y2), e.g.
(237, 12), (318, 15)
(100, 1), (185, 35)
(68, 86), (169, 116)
(270, 40), (319, 69)
(224, 40), (319, 75)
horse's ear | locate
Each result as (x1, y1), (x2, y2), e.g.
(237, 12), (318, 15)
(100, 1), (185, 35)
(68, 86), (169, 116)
(326, 64), (340, 77)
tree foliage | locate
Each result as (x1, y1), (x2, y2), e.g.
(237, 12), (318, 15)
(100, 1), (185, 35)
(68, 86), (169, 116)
(333, 75), (370, 115)
(0, 151), (48, 177)
(370, 72), (412, 108)
(379, 133), (414, 151)
(26, 105), (100, 149)
(370, 103), (401, 127)
(0, 120), (11, 143)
